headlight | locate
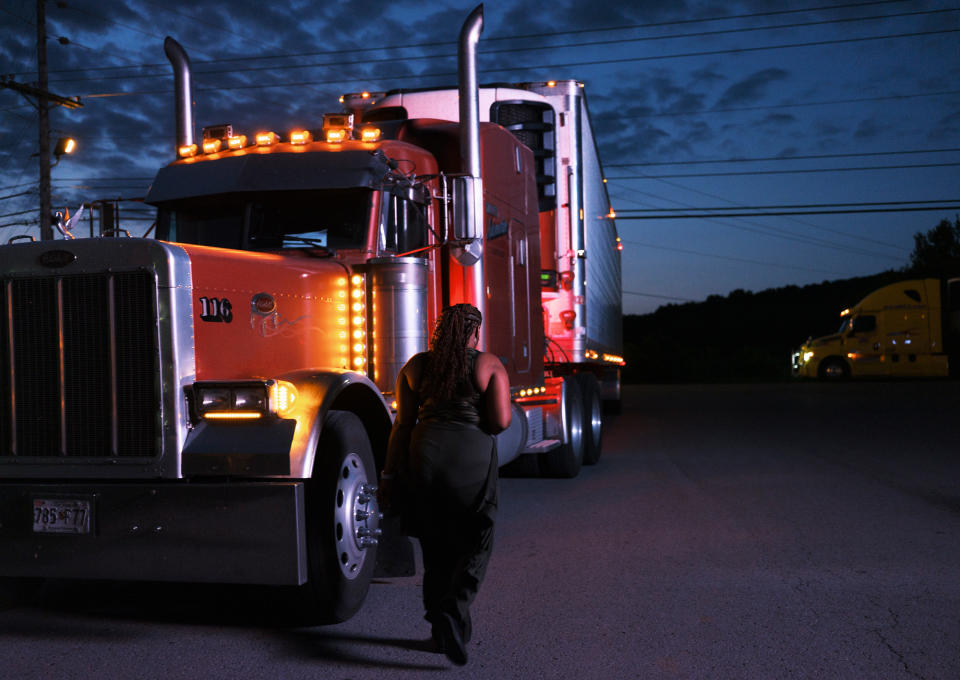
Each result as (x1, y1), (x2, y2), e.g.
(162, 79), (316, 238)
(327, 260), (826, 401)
(194, 383), (269, 420)
(192, 381), (298, 421)
(233, 387), (267, 411)
(803, 351), (814, 363)
(199, 387), (231, 411)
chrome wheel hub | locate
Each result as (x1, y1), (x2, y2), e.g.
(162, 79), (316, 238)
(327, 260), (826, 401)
(334, 452), (382, 580)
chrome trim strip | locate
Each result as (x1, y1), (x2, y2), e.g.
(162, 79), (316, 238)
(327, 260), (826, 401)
(56, 277), (66, 456)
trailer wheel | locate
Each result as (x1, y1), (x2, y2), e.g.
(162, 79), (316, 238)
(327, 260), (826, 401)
(576, 373), (603, 465)
(818, 358), (850, 380)
(541, 375), (584, 478)
(301, 410), (379, 623)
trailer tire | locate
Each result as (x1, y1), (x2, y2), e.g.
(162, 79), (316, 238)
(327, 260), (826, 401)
(541, 375), (584, 478)
(576, 373), (603, 465)
(300, 410), (379, 623)
(818, 357), (850, 380)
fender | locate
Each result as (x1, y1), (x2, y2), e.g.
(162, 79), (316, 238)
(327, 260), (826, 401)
(182, 370), (392, 479)
(278, 369), (393, 479)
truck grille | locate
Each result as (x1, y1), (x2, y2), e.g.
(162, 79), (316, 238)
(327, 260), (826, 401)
(0, 271), (160, 458)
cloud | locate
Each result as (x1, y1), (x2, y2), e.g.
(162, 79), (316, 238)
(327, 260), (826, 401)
(853, 118), (880, 140)
(757, 112), (796, 127)
(714, 68), (788, 109)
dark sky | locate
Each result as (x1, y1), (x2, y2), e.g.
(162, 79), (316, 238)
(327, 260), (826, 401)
(2, 0), (958, 314)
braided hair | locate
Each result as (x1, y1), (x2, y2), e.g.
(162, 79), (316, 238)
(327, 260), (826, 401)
(421, 303), (482, 401)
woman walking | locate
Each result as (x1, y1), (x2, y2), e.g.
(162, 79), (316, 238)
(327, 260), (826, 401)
(380, 303), (511, 666)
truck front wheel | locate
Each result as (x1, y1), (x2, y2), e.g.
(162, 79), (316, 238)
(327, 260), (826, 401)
(301, 410), (380, 623)
(818, 358), (850, 380)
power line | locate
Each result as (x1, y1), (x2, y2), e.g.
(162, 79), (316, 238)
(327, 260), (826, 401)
(75, 26), (960, 98)
(606, 148), (960, 168)
(617, 205), (960, 219)
(623, 290), (696, 302)
(52, 2), (218, 60)
(26, 0), (912, 78)
(600, 90), (960, 120)
(621, 238), (848, 276)
(609, 175), (909, 259)
(0, 190), (35, 202)
(0, 207), (37, 220)
(607, 162), (960, 179)
(47, 6), (953, 85)
(619, 200), (960, 212)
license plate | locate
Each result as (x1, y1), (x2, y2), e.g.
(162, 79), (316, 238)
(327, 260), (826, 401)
(33, 498), (92, 534)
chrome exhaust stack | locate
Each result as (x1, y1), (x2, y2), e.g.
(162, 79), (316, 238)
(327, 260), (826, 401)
(163, 37), (195, 152)
(453, 5), (486, 338)
(458, 4), (483, 180)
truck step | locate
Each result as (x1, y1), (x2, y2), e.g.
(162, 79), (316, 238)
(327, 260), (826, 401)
(522, 439), (561, 454)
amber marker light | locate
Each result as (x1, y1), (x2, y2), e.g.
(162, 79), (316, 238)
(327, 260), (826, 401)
(204, 411), (262, 420)
(227, 134), (248, 150)
(256, 131), (279, 147)
(178, 143), (197, 158)
(270, 380), (298, 415)
(202, 139), (222, 154)
(290, 129), (313, 145)
(326, 128), (348, 143)
(360, 127), (381, 142)
(547, 80), (556, 87)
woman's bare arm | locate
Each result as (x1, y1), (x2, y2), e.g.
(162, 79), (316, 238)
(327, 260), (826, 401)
(383, 355), (422, 478)
(475, 352), (512, 433)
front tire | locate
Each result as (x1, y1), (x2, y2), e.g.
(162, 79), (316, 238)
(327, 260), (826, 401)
(301, 410), (379, 623)
(818, 358), (850, 380)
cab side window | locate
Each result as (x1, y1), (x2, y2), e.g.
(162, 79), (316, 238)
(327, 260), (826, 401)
(851, 315), (877, 334)
(383, 192), (428, 256)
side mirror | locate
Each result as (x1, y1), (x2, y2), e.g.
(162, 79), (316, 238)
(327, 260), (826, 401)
(450, 175), (483, 266)
(451, 175), (482, 242)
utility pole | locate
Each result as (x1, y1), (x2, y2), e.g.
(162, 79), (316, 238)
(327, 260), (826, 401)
(37, 0), (52, 240)
(0, 2), (82, 240)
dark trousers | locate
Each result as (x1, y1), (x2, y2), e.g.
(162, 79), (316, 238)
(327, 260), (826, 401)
(419, 510), (494, 643)
(408, 421), (498, 643)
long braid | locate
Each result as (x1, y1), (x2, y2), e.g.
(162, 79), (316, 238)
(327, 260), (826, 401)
(421, 304), (482, 401)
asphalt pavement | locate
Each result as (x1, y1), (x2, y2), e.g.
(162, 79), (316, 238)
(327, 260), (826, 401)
(1, 381), (959, 679)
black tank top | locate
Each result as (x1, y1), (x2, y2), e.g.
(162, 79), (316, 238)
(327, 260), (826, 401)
(416, 348), (482, 426)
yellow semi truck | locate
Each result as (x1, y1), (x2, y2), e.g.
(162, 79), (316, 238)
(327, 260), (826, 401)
(792, 278), (960, 379)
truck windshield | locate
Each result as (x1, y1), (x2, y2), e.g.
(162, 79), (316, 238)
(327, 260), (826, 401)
(156, 188), (372, 251)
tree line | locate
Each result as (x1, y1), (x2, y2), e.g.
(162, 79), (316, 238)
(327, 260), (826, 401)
(621, 217), (960, 383)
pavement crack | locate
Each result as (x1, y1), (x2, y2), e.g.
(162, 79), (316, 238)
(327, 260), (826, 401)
(870, 606), (925, 680)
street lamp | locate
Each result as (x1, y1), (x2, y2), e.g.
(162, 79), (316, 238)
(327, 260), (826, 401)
(52, 136), (76, 166)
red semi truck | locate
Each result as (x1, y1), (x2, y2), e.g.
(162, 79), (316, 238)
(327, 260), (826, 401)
(0, 6), (621, 621)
